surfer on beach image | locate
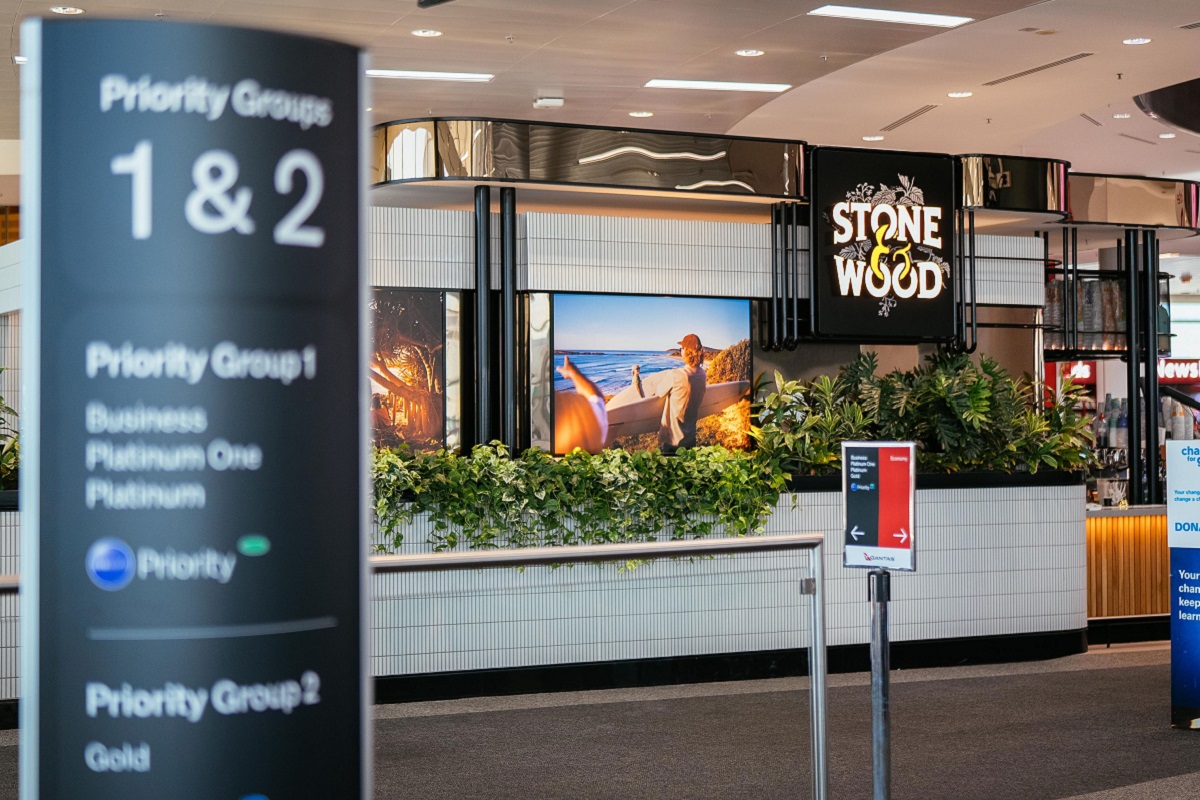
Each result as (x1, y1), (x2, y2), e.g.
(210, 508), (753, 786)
(552, 294), (752, 454)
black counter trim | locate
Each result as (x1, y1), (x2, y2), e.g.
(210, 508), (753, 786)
(786, 469), (1084, 493)
(372, 628), (1087, 706)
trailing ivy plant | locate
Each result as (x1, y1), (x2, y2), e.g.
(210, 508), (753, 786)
(373, 443), (784, 552)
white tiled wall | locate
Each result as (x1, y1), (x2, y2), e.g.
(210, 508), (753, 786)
(0, 312), (18, 421)
(973, 234), (1045, 307)
(369, 207), (476, 289)
(0, 241), (20, 315)
(368, 208), (1039, 308)
(524, 213), (779, 298)
(369, 484), (1086, 677)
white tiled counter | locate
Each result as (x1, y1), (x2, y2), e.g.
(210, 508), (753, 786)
(370, 480), (1086, 677)
(0, 481), (1085, 699)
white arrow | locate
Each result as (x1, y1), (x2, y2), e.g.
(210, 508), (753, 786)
(850, 526), (864, 541)
(893, 528), (909, 544)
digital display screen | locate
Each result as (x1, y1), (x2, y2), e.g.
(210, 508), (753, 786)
(551, 294), (752, 454)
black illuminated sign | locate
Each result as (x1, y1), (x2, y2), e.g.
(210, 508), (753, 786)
(22, 19), (366, 799)
(810, 147), (957, 342)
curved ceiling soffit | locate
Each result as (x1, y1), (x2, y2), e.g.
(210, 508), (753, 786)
(1135, 77), (1200, 139)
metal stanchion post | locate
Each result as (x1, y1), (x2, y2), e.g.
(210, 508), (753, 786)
(809, 543), (828, 800)
(870, 568), (891, 800)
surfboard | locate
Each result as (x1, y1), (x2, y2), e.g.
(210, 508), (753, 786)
(604, 379), (750, 441)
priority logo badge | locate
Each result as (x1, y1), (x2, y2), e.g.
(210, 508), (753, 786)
(85, 538), (136, 591)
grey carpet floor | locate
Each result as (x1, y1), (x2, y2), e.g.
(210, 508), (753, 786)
(0, 645), (1195, 799)
(372, 646), (1197, 800)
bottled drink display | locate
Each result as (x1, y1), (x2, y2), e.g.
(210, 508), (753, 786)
(1045, 280), (1063, 349)
(1116, 399), (1129, 449)
(1094, 411), (1107, 448)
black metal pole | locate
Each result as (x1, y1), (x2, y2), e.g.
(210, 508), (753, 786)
(781, 203), (793, 349)
(1144, 229), (1161, 504)
(1075, 225), (1084, 350)
(807, 197), (819, 340)
(474, 185), (493, 448)
(500, 187), (519, 453)
(954, 210), (965, 349)
(789, 203), (801, 349)
(1063, 228), (1074, 351)
(869, 569), (892, 800)
(966, 209), (977, 353)
(1124, 228), (1142, 506)
(777, 201), (787, 347)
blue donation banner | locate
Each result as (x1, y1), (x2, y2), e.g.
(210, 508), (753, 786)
(1167, 442), (1200, 729)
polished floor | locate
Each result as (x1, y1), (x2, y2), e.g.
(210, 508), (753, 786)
(0, 643), (1191, 798)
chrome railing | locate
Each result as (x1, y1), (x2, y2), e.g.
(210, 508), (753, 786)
(374, 533), (829, 800)
(4, 534), (829, 798)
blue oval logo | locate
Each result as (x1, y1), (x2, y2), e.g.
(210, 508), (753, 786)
(86, 538), (135, 591)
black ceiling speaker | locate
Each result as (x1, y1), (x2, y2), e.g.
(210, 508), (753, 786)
(418, 0), (456, 6)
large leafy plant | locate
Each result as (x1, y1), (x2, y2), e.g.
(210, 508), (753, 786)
(754, 351), (1095, 475)
(750, 371), (872, 476)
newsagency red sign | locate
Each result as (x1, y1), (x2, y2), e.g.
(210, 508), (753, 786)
(842, 441), (916, 571)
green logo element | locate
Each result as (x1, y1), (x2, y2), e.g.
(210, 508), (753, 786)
(236, 534), (271, 557)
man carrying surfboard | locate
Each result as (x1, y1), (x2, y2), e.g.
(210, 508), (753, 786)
(641, 333), (708, 453)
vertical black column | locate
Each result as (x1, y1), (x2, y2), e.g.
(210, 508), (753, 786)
(1143, 229), (1161, 504)
(1124, 228), (1143, 506)
(474, 185), (493, 447)
(789, 204), (802, 347)
(966, 209), (978, 353)
(500, 187), (519, 452)
(771, 203), (784, 349)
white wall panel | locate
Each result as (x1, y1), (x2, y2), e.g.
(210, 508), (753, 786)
(973, 233), (1045, 307)
(0, 241), (20, 315)
(367, 483), (1086, 677)
(0, 482), (1086, 696)
(369, 206), (475, 289)
(523, 212), (782, 298)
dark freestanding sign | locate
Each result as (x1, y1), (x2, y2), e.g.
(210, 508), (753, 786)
(811, 147), (957, 342)
(21, 19), (366, 798)
(842, 442), (916, 571)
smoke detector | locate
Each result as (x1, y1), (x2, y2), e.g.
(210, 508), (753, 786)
(533, 97), (564, 109)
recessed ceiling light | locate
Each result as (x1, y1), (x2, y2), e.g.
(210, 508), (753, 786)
(736, 49), (765, 57)
(366, 107), (373, 112)
(50, 5), (84, 13)
(11, 55), (26, 65)
(644, 78), (790, 93)
(1122, 37), (1152, 45)
(807, 5), (972, 28)
(1162, 253), (1182, 258)
(628, 111), (654, 118)
(411, 29), (442, 37)
(365, 69), (494, 83)
(862, 135), (885, 142)
(947, 91), (973, 98)
(1112, 113), (1131, 119)
(1159, 133), (1176, 139)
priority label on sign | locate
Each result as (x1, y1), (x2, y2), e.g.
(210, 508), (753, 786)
(842, 441), (916, 571)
